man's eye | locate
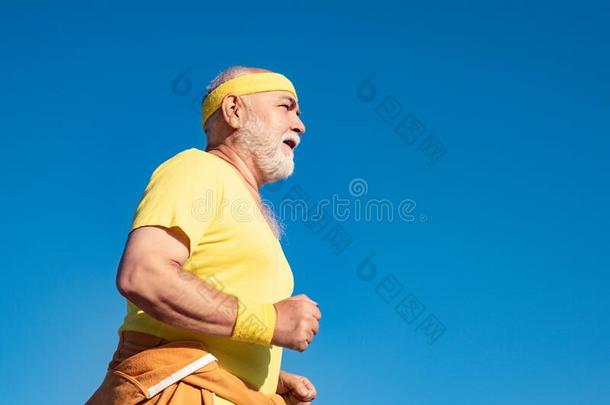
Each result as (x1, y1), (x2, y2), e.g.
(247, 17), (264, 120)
(279, 105), (290, 109)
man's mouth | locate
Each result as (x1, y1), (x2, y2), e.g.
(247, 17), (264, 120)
(282, 139), (297, 150)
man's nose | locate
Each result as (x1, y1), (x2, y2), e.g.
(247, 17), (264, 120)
(291, 115), (306, 135)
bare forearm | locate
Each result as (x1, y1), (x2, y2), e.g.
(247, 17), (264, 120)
(122, 262), (238, 337)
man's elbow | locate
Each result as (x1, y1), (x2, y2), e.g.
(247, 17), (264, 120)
(116, 267), (133, 298)
(116, 263), (148, 300)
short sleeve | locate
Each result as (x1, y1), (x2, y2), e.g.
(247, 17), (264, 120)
(130, 150), (221, 254)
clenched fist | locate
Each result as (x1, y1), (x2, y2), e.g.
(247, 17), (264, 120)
(272, 294), (321, 351)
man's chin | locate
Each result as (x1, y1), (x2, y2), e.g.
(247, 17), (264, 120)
(264, 161), (294, 185)
(283, 159), (295, 178)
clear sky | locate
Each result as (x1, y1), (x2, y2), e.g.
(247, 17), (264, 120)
(1, 1), (609, 404)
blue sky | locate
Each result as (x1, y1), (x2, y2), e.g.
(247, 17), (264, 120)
(1, 1), (609, 404)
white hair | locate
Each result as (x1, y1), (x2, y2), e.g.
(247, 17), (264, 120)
(202, 65), (268, 139)
(204, 65), (250, 97)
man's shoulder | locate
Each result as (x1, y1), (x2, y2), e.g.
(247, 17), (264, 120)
(162, 147), (217, 167)
(154, 147), (224, 176)
(140, 148), (228, 195)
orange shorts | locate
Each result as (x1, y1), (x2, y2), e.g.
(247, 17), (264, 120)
(86, 331), (286, 405)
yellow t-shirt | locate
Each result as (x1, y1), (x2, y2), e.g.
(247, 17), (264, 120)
(119, 148), (294, 403)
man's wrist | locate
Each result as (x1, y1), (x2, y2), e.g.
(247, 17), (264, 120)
(230, 298), (277, 345)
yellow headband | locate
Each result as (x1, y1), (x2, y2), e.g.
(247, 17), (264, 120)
(202, 72), (298, 126)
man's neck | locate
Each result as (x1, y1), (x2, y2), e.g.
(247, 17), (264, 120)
(206, 142), (263, 191)
(206, 143), (282, 239)
(206, 142), (283, 239)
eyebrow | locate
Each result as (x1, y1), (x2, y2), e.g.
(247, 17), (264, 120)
(278, 95), (301, 116)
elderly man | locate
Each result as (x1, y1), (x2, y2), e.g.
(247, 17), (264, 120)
(87, 66), (321, 404)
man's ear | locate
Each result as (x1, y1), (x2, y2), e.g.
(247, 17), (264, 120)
(220, 94), (249, 129)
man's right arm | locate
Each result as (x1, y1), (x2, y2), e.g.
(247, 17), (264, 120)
(116, 224), (322, 350)
(116, 225), (239, 338)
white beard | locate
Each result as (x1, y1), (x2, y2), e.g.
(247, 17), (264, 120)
(232, 109), (292, 239)
(233, 109), (294, 185)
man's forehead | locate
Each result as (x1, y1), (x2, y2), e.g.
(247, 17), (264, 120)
(263, 90), (297, 101)
(256, 90), (301, 113)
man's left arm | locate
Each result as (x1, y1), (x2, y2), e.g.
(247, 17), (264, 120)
(277, 370), (317, 404)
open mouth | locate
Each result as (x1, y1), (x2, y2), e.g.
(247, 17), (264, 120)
(283, 139), (297, 150)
